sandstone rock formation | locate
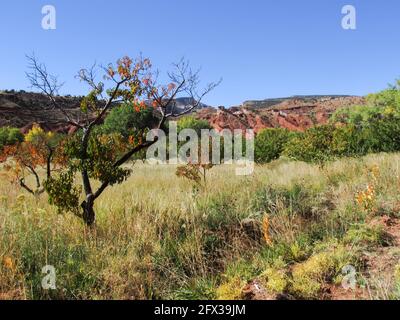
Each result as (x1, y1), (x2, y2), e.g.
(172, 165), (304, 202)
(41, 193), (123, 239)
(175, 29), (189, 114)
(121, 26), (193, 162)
(197, 96), (365, 133)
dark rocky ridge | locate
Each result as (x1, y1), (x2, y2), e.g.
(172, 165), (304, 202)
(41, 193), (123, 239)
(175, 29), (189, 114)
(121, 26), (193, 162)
(0, 90), (209, 133)
(242, 95), (354, 109)
(0, 90), (85, 133)
(0, 90), (365, 133)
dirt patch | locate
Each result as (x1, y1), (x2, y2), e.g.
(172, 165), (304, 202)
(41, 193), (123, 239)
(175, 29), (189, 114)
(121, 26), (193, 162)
(327, 285), (369, 300)
(241, 280), (294, 300)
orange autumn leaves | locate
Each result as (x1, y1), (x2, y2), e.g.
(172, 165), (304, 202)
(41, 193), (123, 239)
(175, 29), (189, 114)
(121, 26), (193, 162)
(133, 100), (147, 113)
(0, 124), (65, 186)
(106, 56), (179, 111)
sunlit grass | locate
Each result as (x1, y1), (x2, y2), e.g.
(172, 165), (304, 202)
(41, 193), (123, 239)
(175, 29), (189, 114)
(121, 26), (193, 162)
(1, 153), (400, 299)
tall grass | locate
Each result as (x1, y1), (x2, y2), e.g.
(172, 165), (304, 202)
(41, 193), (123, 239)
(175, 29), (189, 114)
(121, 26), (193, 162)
(1, 154), (400, 299)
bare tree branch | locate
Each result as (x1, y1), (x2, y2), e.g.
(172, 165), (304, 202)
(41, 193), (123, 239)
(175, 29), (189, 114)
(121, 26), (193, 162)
(26, 54), (83, 129)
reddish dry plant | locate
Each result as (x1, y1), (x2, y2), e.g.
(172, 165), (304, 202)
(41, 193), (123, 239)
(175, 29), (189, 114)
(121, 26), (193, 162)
(0, 124), (65, 196)
(262, 215), (273, 246)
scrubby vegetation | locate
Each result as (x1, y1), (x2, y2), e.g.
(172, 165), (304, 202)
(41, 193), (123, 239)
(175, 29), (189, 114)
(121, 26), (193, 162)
(2, 67), (400, 300)
(254, 128), (295, 163)
(1, 153), (400, 300)
(0, 127), (24, 151)
(253, 82), (400, 167)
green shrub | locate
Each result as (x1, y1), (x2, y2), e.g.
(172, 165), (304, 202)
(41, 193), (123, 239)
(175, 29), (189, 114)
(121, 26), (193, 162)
(254, 128), (295, 163)
(343, 223), (390, 247)
(216, 277), (245, 300)
(283, 124), (372, 165)
(283, 125), (337, 165)
(366, 114), (400, 153)
(367, 80), (400, 110)
(290, 246), (353, 299)
(260, 257), (288, 293)
(0, 127), (24, 149)
(329, 81), (400, 155)
(175, 116), (212, 135)
(332, 81), (400, 126)
(331, 104), (382, 126)
(331, 124), (371, 157)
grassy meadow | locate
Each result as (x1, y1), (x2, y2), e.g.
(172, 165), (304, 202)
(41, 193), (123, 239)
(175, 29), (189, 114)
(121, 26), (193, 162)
(1, 154), (400, 300)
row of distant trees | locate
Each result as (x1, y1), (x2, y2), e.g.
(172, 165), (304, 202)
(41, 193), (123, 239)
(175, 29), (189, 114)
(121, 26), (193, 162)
(254, 80), (400, 165)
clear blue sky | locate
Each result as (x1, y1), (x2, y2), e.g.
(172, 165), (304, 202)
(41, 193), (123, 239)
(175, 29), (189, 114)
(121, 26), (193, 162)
(1, 0), (400, 106)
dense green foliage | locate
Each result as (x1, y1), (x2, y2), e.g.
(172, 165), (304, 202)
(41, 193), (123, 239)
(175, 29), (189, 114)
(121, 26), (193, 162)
(102, 103), (159, 138)
(254, 82), (400, 165)
(331, 80), (400, 126)
(0, 127), (24, 150)
(254, 128), (295, 163)
(283, 124), (371, 164)
(175, 116), (212, 135)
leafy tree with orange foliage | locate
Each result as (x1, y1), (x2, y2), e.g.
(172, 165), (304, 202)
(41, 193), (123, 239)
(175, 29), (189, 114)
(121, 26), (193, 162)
(26, 54), (220, 226)
(0, 124), (65, 195)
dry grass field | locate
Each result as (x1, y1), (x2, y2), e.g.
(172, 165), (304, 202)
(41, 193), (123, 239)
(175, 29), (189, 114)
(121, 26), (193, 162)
(1, 154), (400, 300)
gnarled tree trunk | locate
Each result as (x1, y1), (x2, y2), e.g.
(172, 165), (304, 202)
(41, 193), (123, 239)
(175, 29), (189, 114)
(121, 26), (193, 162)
(81, 195), (95, 226)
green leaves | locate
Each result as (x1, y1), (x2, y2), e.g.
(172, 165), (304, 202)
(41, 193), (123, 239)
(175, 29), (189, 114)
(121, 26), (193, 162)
(254, 128), (295, 164)
(283, 126), (334, 164)
(44, 170), (82, 215)
(45, 131), (133, 214)
(101, 103), (158, 139)
(63, 131), (132, 184)
(0, 127), (24, 150)
(176, 116), (212, 135)
(80, 90), (99, 114)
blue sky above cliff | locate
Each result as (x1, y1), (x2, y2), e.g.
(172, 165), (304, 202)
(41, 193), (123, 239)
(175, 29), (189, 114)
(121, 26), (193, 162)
(1, 0), (400, 106)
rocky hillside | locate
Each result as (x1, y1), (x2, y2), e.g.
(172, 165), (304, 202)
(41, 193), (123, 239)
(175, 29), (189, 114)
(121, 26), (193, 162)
(197, 96), (365, 133)
(0, 90), (84, 133)
(0, 90), (365, 133)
